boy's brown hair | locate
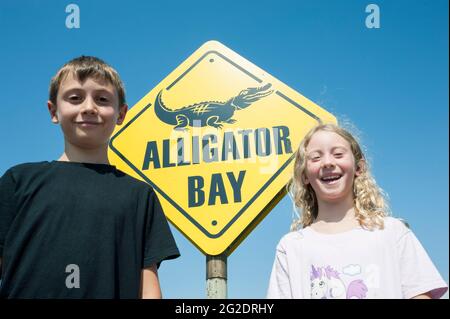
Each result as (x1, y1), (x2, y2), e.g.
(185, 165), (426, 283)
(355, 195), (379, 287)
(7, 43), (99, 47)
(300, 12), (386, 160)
(49, 56), (126, 107)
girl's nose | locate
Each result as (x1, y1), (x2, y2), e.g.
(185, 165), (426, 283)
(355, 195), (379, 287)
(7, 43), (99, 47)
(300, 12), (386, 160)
(321, 155), (335, 168)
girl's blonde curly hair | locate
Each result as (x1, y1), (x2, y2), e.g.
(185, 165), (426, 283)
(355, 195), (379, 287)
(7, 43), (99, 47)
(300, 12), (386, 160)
(289, 124), (389, 231)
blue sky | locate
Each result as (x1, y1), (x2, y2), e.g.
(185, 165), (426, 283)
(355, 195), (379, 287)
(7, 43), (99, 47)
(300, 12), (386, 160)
(0, 0), (448, 298)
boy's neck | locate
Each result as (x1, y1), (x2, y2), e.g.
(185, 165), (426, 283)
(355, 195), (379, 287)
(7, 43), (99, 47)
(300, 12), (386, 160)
(58, 141), (110, 165)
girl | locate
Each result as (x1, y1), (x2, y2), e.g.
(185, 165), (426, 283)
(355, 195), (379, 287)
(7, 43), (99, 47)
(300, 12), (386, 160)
(267, 124), (447, 299)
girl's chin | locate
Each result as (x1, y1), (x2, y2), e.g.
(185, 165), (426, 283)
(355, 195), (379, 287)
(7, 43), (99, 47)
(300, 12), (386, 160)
(317, 191), (352, 203)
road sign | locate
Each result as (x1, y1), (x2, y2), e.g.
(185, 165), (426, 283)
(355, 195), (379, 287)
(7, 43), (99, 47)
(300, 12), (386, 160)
(108, 41), (336, 255)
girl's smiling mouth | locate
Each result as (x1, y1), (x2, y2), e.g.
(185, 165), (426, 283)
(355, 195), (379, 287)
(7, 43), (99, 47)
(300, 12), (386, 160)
(320, 174), (342, 184)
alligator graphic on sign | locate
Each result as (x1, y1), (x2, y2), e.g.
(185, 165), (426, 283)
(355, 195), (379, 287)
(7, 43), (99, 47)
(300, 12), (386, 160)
(154, 83), (273, 129)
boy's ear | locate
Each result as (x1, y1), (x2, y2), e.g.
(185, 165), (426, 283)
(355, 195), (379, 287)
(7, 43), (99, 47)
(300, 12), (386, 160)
(47, 101), (59, 124)
(355, 159), (366, 176)
(116, 104), (128, 125)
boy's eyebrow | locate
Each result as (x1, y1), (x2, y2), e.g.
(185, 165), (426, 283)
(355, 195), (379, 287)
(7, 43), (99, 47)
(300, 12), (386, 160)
(60, 87), (115, 95)
(95, 88), (116, 95)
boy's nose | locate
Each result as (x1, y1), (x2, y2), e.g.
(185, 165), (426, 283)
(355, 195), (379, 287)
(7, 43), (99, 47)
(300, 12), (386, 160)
(81, 98), (97, 114)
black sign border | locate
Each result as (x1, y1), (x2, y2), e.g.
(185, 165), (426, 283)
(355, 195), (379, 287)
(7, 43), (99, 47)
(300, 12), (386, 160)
(110, 50), (320, 239)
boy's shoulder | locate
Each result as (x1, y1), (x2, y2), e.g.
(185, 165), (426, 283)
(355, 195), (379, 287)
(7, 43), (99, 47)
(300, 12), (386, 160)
(112, 167), (156, 192)
(4, 161), (155, 194)
(5, 161), (51, 176)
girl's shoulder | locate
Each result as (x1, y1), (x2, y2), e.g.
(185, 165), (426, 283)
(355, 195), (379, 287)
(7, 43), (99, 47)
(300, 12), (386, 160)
(383, 216), (410, 232)
(277, 217), (411, 247)
(377, 216), (411, 243)
(276, 228), (311, 249)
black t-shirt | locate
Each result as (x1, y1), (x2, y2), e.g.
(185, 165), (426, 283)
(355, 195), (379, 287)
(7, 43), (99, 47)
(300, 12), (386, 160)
(0, 161), (180, 298)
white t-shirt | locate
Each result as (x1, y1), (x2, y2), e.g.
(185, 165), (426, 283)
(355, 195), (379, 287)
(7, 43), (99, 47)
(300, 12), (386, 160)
(267, 217), (448, 299)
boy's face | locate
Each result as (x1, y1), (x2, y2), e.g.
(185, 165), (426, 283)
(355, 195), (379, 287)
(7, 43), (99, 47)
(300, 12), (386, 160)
(48, 73), (127, 150)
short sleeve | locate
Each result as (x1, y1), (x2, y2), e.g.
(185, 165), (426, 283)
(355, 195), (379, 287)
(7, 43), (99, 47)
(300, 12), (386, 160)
(142, 190), (180, 269)
(397, 227), (448, 299)
(0, 169), (17, 257)
(267, 240), (292, 298)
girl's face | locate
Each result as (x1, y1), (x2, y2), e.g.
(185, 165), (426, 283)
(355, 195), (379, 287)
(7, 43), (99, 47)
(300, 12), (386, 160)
(304, 130), (359, 204)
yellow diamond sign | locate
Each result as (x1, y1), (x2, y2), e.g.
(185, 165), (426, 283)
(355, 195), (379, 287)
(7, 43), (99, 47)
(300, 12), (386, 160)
(108, 41), (336, 255)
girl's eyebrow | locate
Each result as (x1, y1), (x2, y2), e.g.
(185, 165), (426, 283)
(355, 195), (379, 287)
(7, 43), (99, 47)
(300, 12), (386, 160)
(306, 146), (348, 155)
(331, 146), (349, 151)
(306, 149), (322, 156)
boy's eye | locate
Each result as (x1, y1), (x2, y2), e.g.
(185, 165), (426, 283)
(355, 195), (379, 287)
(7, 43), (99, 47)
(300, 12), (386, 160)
(68, 95), (82, 102)
(96, 96), (111, 104)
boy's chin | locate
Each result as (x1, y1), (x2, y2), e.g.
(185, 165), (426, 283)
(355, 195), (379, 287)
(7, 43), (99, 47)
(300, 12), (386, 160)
(67, 137), (109, 150)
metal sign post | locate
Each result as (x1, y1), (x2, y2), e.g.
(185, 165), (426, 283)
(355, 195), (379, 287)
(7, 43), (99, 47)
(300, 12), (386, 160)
(206, 255), (227, 298)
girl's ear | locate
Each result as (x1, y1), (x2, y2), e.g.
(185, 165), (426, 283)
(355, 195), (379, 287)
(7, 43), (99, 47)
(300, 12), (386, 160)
(302, 174), (310, 185)
(355, 159), (366, 176)
(47, 101), (59, 124)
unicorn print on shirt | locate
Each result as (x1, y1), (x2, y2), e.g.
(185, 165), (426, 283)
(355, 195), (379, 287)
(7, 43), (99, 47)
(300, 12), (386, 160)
(310, 265), (368, 299)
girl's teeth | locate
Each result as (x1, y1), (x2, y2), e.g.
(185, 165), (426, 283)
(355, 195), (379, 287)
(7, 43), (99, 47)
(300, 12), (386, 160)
(322, 176), (340, 181)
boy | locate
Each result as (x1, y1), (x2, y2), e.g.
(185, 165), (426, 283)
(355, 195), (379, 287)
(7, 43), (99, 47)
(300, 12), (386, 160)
(0, 56), (180, 298)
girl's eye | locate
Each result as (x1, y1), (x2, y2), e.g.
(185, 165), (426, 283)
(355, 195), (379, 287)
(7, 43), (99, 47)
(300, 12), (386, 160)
(308, 153), (321, 161)
(334, 153), (343, 158)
